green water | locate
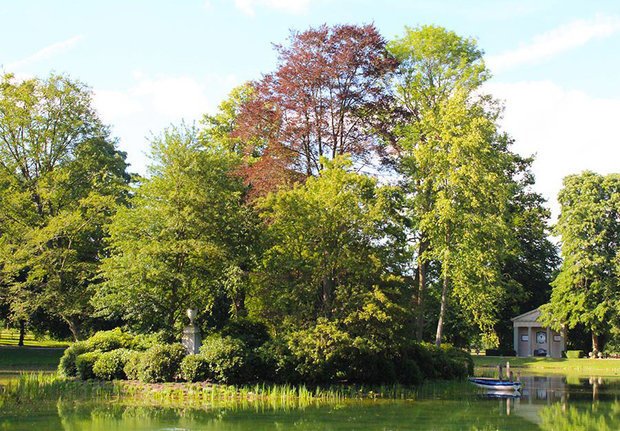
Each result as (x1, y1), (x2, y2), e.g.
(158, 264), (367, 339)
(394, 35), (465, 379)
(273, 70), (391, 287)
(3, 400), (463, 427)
(1, 375), (619, 430)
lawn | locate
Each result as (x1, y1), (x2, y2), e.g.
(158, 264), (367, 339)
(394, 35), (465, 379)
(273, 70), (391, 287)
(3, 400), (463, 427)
(0, 329), (70, 348)
(0, 346), (65, 371)
(473, 355), (620, 377)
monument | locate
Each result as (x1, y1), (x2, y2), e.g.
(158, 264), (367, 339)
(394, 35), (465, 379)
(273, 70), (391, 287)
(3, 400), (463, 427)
(182, 308), (202, 354)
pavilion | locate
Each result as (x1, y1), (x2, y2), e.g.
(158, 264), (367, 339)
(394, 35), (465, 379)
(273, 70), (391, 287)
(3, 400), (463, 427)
(511, 308), (566, 358)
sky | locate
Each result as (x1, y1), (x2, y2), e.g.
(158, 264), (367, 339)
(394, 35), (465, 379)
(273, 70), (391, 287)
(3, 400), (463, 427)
(1, 0), (619, 218)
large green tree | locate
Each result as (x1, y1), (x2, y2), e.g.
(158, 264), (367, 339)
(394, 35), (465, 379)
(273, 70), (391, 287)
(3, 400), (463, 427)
(251, 156), (409, 347)
(388, 26), (515, 346)
(494, 166), (559, 350)
(0, 73), (130, 340)
(96, 126), (259, 337)
(541, 172), (620, 353)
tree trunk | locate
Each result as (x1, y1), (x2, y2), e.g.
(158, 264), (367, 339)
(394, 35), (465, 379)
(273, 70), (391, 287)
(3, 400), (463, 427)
(18, 320), (26, 347)
(66, 319), (81, 342)
(592, 333), (600, 354)
(415, 237), (429, 341)
(435, 274), (449, 347)
(321, 276), (334, 317)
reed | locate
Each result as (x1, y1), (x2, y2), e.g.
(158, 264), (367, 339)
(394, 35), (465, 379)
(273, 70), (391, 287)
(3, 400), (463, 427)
(0, 372), (469, 410)
(0, 372), (121, 403)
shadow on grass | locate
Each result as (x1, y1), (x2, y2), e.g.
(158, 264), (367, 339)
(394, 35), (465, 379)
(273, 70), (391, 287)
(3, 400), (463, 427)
(0, 346), (65, 371)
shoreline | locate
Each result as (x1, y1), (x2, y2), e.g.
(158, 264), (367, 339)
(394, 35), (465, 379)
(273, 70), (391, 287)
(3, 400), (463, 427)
(474, 356), (620, 377)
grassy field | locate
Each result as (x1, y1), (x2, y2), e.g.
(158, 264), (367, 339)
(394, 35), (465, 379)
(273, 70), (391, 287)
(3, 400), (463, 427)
(0, 329), (70, 348)
(0, 346), (65, 371)
(473, 355), (620, 376)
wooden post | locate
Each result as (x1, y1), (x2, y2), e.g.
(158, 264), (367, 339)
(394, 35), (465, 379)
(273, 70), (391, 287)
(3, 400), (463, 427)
(497, 364), (503, 381)
(506, 361), (511, 382)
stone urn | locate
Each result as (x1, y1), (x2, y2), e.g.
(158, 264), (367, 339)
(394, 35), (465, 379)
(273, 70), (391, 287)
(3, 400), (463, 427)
(187, 308), (197, 324)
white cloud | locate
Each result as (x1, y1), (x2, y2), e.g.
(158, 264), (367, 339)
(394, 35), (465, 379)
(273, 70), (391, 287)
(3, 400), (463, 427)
(485, 80), (620, 219)
(94, 90), (143, 121)
(6, 35), (84, 70)
(233, 0), (313, 15)
(93, 73), (241, 174)
(487, 14), (620, 73)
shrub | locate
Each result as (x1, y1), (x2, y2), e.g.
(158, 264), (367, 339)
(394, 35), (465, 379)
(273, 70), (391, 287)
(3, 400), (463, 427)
(425, 344), (467, 380)
(397, 358), (423, 385)
(131, 332), (166, 351)
(220, 318), (270, 349)
(402, 342), (468, 381)
(256, 337), (300, 383)
(93, 349), (131, 380)
(200, 335), (250, 383)
(485, 348), (516, 357)
(287, 320), (352, 383)
(402, 342), (436, 380)
(347, 349), (398, 384)
(58, 341), (89, 377)
(124, 350), (143, 380)
(76, 351), (102, 380)
(137, 343), (186, 383)
(441, 344), (474, 375)
(566, 350), (584, 359)
(180, 354), (210, 382)
(86, 328), (134, 352)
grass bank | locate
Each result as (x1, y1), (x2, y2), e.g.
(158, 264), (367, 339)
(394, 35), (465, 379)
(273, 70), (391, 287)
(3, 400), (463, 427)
(473, 355), (620, 377)
(0, 346), (64, 372)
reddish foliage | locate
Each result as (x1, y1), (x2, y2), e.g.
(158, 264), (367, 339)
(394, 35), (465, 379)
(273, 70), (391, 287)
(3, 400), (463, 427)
(235, 24), (398, 198)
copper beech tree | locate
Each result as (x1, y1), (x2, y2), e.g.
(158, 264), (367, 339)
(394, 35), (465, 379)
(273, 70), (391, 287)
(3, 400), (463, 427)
(234, 24), (398, 198)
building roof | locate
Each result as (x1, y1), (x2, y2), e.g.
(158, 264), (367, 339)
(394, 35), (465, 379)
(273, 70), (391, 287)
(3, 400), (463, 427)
(510, 308), (541, 322)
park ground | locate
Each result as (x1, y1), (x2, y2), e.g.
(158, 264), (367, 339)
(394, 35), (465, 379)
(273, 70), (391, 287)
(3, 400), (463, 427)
(473, 355), (620, 377)
(3, 329), (620, 377)
(0, 330), (67, 372)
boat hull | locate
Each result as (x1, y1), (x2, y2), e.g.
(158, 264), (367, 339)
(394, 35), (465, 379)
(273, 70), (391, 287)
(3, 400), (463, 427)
(469, 378), (521, 392)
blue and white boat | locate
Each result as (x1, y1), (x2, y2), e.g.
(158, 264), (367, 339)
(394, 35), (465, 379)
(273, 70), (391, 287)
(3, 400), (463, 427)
(468, 377), (522, 392)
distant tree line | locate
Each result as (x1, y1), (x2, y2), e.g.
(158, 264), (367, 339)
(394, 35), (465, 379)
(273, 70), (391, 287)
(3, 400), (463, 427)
(1, 24), (568, 355)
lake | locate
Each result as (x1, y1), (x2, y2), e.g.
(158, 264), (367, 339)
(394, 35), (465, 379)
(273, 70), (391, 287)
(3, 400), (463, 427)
(1, 374), (618, 430)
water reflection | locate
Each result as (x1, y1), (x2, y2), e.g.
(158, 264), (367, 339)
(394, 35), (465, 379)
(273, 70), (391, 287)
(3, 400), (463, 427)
(2, 375), (620, 430)
(481, 374), (620, 429)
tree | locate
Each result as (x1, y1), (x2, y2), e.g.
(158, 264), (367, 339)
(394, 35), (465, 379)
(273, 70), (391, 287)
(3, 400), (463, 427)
(96, 126), (259, 337)
(388, 26), (514, 345)
(494, 164), (559, 350)
(235, 24), (398, 197)
(251, 156), (408, 342)
(540, 172), (620, 353)
(0, 73), (129, 340)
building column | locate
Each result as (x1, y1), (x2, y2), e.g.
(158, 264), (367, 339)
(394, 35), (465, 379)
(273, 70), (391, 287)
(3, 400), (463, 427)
(546, 327), (551, 357)
(514, 324), (519, 356)
(561, 325), (567, 355)
(528, 326), (533, 357)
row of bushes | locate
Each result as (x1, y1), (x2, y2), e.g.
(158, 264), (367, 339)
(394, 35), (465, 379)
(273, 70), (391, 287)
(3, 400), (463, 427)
(59, 325), (472, 384)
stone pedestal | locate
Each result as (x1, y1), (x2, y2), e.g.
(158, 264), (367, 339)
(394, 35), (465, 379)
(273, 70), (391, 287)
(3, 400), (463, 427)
(182, 308), (201, 354)
(182, 324), (202, 354)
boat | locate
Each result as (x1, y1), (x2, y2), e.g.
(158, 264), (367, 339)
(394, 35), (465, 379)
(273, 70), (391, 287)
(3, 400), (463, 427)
(480, 390), (522, 399)
(468, 377), (522, 392)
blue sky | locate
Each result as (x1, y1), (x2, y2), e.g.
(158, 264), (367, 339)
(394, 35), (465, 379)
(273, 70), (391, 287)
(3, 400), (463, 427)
(2, 0), (620, 216)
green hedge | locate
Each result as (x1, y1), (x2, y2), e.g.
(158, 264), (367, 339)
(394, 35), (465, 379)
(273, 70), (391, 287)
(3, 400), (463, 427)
(75, 351), (101, 380)
(136, 343), (186, 383)
(93, 348), (131, 380)
(86, 328), (134, 352)
(566, 350), (584, 359)
(200, 335), (250, 383)
(58, 341), (90, 377)
(58, 327), (472, 385)
(123, 350), (143, 380)
(180, 354), (210, 382)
